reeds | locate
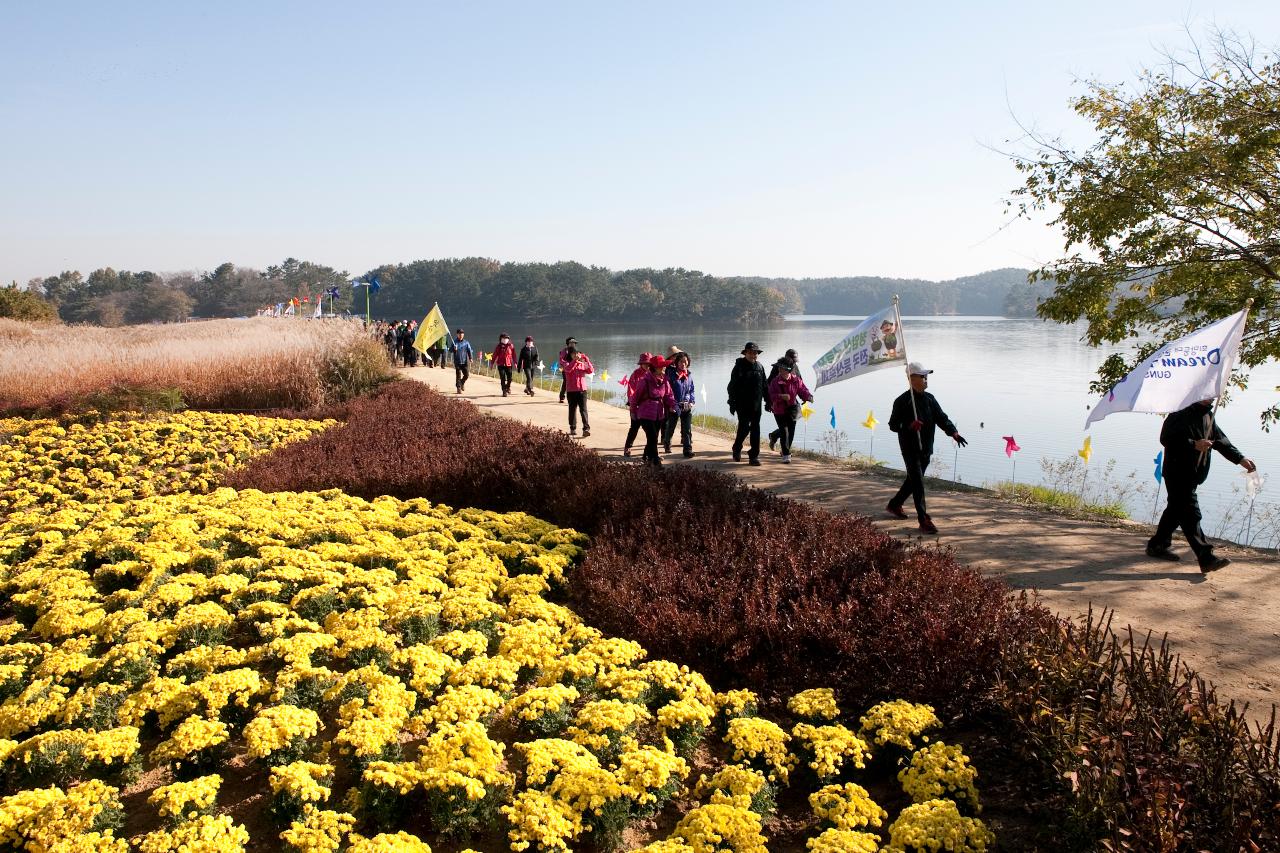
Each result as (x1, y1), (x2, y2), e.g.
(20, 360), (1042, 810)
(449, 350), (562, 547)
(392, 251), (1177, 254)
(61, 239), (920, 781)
(0, 318), (394, 414)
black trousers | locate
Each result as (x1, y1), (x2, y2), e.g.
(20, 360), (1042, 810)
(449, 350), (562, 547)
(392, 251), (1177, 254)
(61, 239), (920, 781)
(890, 454), (930, 520)
(732, 411), (761, 460)
(640, 418), (663, 465)
(663, 409), (693, 453)
(772, 414), (797, 455)
(625, 417), (641, 450)
(454, 363), (470, 391)
(567, 391), (589, 432)
(403, 348), (417, 367)
(497, 365), (513, 393)
(559, 374), (567, 402)
(1149, 478), (1214, 564)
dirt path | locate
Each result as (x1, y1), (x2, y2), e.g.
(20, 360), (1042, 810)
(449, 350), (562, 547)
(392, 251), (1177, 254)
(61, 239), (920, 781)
(406, 365), (1280, 717)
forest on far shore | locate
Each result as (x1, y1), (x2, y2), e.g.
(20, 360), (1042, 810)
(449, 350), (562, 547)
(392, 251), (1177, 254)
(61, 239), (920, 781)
(5, 257), (1051, 326)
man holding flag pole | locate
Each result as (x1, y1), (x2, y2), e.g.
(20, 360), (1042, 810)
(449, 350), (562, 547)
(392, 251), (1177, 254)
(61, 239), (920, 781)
(1085, 302), (1258, 573)
(811, 296), (966, 534)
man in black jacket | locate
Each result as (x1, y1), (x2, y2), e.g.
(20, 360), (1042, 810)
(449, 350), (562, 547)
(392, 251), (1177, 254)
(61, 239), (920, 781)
(517, 336), (539, 396)
(727, 341), (768, 465)
(1147, 399), (1256, 573)
(887, 362), (967, 534)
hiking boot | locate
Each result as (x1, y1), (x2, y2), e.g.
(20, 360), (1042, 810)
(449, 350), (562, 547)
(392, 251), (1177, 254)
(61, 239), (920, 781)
(781, 454), (791, 463)
(683, 450), (694, 458)
(623, 447), (632, 457)
(664, 445), (672, 453)
(886, 503), (909, 519)
(919, 517), (938, 535)
(569, 430), (577, 436)
(732, 449), (741, 462)
(1145, 545), (1180, 561)
(1201, 556), (1231, 574)
(748, 458), (761, 466)
(582, 429), (591, 438)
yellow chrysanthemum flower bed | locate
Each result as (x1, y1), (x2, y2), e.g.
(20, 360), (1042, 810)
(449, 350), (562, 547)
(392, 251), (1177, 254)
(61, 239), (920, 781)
(0, 412), (995, 851)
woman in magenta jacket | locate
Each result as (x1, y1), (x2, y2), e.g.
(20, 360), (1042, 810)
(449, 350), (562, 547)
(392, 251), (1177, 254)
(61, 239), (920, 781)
(767, 360), (813, 463)
(622, 352), (652, 457)
(492, 333), (516, 396)
(631, 354), (676, 466)
(560, 346), (595, 437)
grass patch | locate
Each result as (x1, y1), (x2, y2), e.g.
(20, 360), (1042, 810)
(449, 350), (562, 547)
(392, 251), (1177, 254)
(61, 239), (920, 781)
(993, 482), (1129, 520)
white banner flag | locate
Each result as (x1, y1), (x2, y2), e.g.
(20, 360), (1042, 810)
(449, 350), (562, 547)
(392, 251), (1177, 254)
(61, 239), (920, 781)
(1084, 306), (1250, 428)
(811, 304), (906, 391)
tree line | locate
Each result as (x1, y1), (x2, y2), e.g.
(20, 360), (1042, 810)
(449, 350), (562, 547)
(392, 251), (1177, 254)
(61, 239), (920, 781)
(7, 256), (1049, 325)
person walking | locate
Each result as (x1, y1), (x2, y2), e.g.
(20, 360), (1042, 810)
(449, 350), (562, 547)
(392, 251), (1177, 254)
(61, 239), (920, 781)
(518, 336), (539, 396)
(560, 346), (595, 437)
(886, 362), (967, 534)
(766, 350), (803, 450)
(448, 328), (475, 394)
(1146, 399), (1257, 573)
(663, 351), (696, 458)
(622, 352), (652, 457)
(558, 337), (576, 403)
(727, 342), (768, 466)
(633, 354), (676, 466)
(767, 360), (813, 463)
(401, 321), (419, 368)
(492, 333), (516, 396)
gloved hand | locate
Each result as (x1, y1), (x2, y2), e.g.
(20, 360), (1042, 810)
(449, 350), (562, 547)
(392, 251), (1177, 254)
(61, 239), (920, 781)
(910, 419), (924, 432)
(953, 433), (968, 447)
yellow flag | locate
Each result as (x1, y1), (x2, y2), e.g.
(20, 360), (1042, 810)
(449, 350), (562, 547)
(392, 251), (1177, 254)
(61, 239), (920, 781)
(861, 410), (878, 430)
(412, 304), (449, 352)
(601, 369), (610, 383)
(800, 402), (814, 421)
(1078, 436), (1092, 463)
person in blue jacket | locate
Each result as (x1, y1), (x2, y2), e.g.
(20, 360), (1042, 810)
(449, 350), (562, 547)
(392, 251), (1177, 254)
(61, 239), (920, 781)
(663, 351), (696, 458)
(448, 328), (475, 393)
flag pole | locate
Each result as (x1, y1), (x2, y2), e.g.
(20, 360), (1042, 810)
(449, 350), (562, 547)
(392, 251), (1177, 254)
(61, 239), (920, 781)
(1199, 298), (1253, 467)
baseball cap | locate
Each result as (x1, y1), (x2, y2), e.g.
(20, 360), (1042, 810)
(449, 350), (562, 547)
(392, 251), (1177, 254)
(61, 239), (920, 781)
(907, 361), (933, 376)
(637, 352), (653, 365)
(648, 355), (669, 369)
(742, 341), (763, 354)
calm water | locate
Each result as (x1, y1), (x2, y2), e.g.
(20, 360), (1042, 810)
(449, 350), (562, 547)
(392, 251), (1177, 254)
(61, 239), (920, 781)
(453, 316), (1279, 546)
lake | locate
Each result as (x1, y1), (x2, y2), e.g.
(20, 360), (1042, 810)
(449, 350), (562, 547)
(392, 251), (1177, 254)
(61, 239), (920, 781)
(448, 315), (1279, 547)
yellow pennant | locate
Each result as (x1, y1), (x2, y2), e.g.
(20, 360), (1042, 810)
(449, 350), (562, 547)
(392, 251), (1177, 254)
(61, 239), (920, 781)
(800, 402), (814, 421)
(601, 369), (610, 383)
(861, 410), (878, 430)
(1078, 436), (1092, 463)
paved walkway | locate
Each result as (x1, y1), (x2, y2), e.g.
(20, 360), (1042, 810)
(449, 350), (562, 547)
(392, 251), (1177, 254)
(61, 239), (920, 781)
(406, 365), (1280, 717)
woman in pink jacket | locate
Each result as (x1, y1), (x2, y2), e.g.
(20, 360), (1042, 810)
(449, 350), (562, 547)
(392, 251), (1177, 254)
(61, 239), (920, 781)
(631, 354), (676, 466)
(560, 346), (595, 437)
(622, 352), (652, 457)
(767, 360), (813, 463)
(492, 333), (516, 396)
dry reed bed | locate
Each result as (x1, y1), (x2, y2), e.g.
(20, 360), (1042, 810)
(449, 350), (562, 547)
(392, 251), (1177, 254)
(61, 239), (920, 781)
(0, 318), (387, 413)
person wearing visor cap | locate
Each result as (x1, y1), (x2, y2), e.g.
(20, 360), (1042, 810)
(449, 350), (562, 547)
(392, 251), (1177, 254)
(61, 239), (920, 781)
(887, 361), (967, 534)
(558, 337), (577, 403)
(727, 342), (768, 465)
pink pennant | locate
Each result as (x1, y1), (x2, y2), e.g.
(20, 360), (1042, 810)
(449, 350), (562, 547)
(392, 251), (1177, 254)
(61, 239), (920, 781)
(617, 377), (629, 386)
(1003, 435), (1021, 457)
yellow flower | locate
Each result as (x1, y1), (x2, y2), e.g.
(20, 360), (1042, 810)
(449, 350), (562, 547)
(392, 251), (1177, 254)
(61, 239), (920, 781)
(787, 688), (840, 722)
(723, 718), (794, 784)
(885, 799), (995, 852)
(899, 742), (981, 812)
(809, 783), (887, 831)
(860, 700), (941, 751)
(148, 774), (222, 820)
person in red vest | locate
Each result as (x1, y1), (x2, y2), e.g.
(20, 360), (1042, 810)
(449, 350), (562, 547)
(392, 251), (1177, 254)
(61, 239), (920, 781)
(492, 333), (516, 396)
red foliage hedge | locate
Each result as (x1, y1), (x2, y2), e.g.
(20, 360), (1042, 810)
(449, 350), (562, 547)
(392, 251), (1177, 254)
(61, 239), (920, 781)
(226, 381), (1024, 710)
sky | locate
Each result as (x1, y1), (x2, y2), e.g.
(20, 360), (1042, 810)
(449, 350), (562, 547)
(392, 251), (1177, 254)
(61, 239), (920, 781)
(2, 1), (1278, 285)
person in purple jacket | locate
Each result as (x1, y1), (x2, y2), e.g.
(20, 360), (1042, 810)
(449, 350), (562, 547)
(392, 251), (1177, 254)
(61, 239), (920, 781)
(662, 351), (696, 458)
(631, 354), (676, 466)
(767, 360), (813, 463)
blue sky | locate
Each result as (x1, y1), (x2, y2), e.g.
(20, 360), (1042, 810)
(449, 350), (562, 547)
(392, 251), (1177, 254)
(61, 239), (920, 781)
(3, 1), (1277, 284)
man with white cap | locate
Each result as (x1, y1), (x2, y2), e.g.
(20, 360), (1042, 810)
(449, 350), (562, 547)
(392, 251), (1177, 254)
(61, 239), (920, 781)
(887, 361), (967, 534)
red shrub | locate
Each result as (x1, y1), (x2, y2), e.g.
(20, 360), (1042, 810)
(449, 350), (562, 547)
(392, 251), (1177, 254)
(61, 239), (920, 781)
(227, 381), (1024, 711)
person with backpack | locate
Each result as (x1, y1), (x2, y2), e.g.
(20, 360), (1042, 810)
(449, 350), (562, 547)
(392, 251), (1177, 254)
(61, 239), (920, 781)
(632, 354), (676, 466)
(767, 359), (812, 463)
(727, 342), (768, 466)
(517, 336), (539, 396)
(663, 351), (696, 458)
(560, 346), (595, 437)
(492, 333), (516, 396)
